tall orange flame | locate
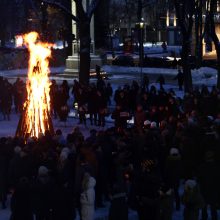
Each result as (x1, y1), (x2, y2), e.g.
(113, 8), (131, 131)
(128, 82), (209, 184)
(16, 32), (54, 138)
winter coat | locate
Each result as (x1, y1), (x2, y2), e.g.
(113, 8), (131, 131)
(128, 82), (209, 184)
(159, 189), (174, 220)
(80, 176), (96, 220)
(10, 179), (33, 220)
(58, 105), (69, 122)
(111, 109), (130, 129)
(109, 192), (128, 220)
(182, 183), (204, 220)
(133, 169), (161, 220)
(31, 175), (55, 218)
(164, 154), (182, 188)
(197, 161), (220, 204)
(0, 150), (8, 196)
(134, 110), (146, 129)
(87, 89), (99, 114)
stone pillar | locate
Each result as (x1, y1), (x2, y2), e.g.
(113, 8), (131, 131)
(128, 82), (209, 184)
(64, 0), (102, 77)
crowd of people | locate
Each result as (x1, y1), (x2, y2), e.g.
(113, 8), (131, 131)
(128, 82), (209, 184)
(0, 75), (220, 220)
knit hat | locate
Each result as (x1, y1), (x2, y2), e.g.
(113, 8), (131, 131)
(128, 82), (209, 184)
(185, 179), (197, 189)
(14, 146), (21, 154)
(169, 148), (179, 155)
(150, 121), (157, 128)
(207, 115), (214, 121)
(60, 151), (68, 161)
(61, 147), (70, 155)
(38, 166), (49, 176)
(144, 120), (151, 126)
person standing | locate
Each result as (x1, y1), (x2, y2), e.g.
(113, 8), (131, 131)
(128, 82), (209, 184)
(174, 69), (184, 91)
(182, 179), (205, 220)
(80, 173), (96, 220)
(10, 177), (33, 220)
(156, 74), (165, 90)
(197, 151), (220, 220)
(1, 79), (13, 120)
(106, 82), (113, 105)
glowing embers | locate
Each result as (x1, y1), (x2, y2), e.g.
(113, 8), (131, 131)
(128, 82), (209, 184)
(16, 32), (54, 139)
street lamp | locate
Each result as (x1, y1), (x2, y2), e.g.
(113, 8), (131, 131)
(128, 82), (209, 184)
(139, 19), (144, 86)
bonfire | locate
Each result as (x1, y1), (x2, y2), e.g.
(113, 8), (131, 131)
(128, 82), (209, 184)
(16, 32), (54, 139)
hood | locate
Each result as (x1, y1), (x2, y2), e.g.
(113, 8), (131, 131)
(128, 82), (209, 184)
(87, 176), (96, 189)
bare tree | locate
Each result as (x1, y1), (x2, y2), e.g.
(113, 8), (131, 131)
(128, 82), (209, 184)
(0, 0), (11, 47)
(41, 0), (100, 85)
(195, 0), (205, 68)
(207, 0), (220, 88)
(174, 0), (195, 92)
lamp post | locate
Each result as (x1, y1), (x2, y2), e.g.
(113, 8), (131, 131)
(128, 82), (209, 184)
(139, 20), (144, 86)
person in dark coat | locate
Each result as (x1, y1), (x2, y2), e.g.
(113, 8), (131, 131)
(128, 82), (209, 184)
(8, 147), (33, 189)
(116, 90), (128, 110)
(74, 154), (94, 220)
(1, 79), (13, 120)
(31, 166), (55, 220)
(10, 177), (33, 220)
(172, 57), (178, 69)
(61, 80), (70, 102)
(197, 151), (220, 220)
(159, 183), (174, 220)
(111, 105), (130, 130)
(174, 69), (184, 91)
(13, 77), (25, 114)
(56, 85), (70, 123)
(156, 74), (165, 90)
(77, 87), (88, 125)
(162, 41), (167, 52)
(164, 148), (182, 210)
(106, 82), (113, 105)
(114, 86), (121, 105)
(0, 141), (9, 209)
(97, 90), (107, 127)
(134, 104), (146, 130)
(49, 80), (59, 118)
(87, 85), (98, 126)
(182, 179), (205, 220)
(134, 159), (161, 220)
(142, 74), (150, 91)
(52, 152), (76, 220)
(108, 184), (128, 220)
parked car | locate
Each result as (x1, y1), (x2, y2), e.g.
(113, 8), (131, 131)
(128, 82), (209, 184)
(112, 55), (134, 66)
(177, 56), (197, 69)
(143, 57), (173, 68)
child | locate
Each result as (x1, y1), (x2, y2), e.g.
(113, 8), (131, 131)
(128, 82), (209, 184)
(182, 179), (204, 220)
(80, 173), (96, 220)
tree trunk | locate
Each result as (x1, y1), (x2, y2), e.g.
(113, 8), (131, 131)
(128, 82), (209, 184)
(79, 20), (91, 85)
(209, 0), (220, 89)
(0, 28), (6, 47)
(41, 3), (48, 41)
(195, 0), (203, 68)
(182, 36), (193, 92)
(216, 46), (220, 89)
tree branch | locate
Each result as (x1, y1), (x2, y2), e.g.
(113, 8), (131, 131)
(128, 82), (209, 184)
(174, 0), (187, 35)
(209, 0), (219, 45)
(87, 0), (100, 19)
(74, 0), (87, 21)
(41, 0), (79, 22)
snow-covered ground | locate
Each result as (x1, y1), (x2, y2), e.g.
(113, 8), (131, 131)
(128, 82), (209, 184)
(0, 77), (219, 220)
(0, 64), (217, 88)
(102, 65), (218, 86)
(0, 60), (219, 219)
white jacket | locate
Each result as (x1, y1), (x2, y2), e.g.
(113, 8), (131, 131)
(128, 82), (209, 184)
(80, 176), (96, 220)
